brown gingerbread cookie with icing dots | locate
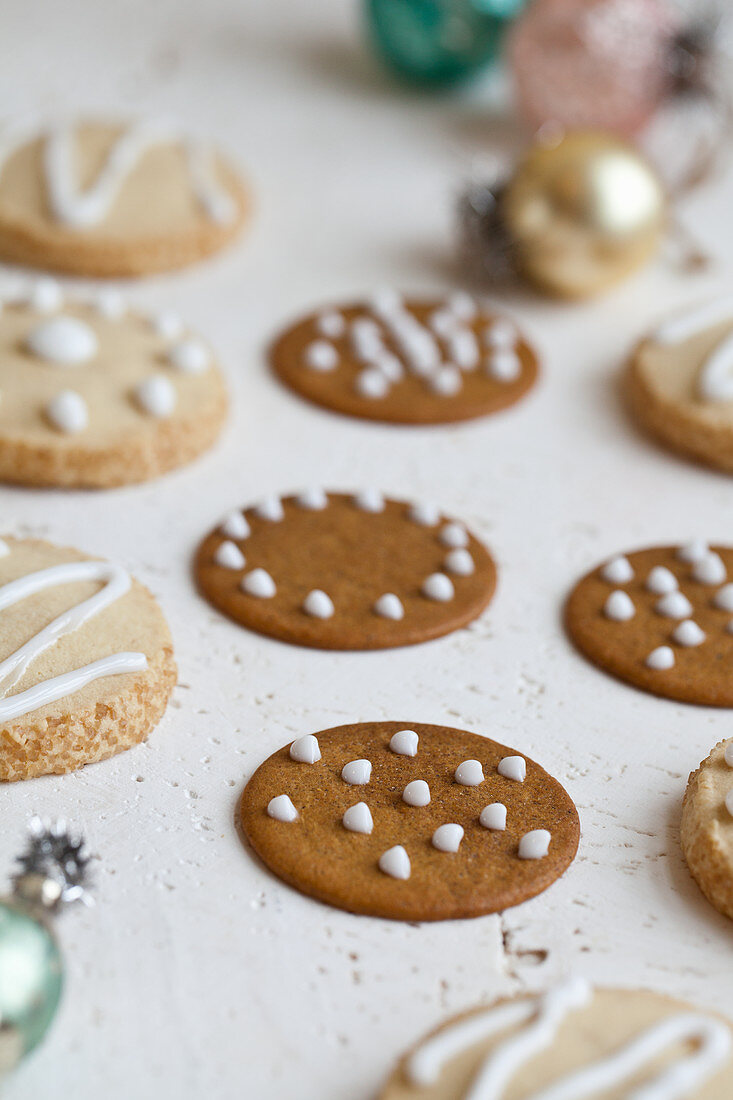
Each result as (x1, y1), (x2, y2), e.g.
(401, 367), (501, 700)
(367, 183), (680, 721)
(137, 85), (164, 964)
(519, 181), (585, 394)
(0, 279), (227, 488)
(270, 291), (538, 425)
(195, 491), (496, 650)
(566, 542), (733, 705)
(239, 722), (580, 921)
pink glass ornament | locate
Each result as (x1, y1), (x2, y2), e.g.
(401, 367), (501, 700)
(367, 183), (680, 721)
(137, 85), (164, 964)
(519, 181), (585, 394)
(509, 0), (682, 136)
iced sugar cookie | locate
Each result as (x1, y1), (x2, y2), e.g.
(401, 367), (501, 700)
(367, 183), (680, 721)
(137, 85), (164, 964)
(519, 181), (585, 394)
(0, 280), (227, 487)
(682, 738), (733, 921)
(270, 292), (538, 424)
(565, 543), (733, 705)
(380, 980), (733, 1098)
(240, 721), (579, 921)
(0, 118), (249, 276)
(195, 492), (496, 650)
(0, 538), (176, 781)
(626, 297), (733, 472)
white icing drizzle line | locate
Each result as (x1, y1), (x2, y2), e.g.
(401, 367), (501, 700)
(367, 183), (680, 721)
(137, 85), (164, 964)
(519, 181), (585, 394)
(652, 297), (733, 347)
(0, 119), (238, 229)
(698, 328), (733, 403)
(0, 560), (148, 721)
(406, 979), (731, 1100)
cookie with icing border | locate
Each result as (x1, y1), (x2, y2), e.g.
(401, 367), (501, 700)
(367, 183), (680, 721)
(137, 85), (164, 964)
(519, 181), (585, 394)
(195, 492), (496, 650)
(270, 291), (538, 425)
(0, 279), (227, 487)
(0, 537), (176, 782)
(626, 297), (733, 472)
(239, 721), (579, 921)
(682, 738), (733, 920)
(0, 118), (249, 277)
(379, 981), (733, 1099)
(565, 542), (733, 705)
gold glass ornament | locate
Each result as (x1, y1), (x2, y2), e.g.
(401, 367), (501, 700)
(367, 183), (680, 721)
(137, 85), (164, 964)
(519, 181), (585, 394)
(502, 132), (667, 298)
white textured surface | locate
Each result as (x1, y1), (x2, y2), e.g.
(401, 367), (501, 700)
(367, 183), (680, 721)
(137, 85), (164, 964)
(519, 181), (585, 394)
(2, 2), (733, 1098)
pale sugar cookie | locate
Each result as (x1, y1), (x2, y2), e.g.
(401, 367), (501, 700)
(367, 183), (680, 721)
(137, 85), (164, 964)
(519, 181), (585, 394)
(380, 981), (733, 1098)
(0, 280), (227, 487)
(0, 118), (249, 276)
(0, 538), (176, 782)
(682, 738), (733, 921)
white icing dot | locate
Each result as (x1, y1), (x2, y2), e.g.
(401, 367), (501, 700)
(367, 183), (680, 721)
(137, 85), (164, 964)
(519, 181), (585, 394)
(454, 759), (484, 786)
(399, 329), (440, 375)
(432, 823), (464, 853)
(289, 735), (321, 764)
(316, 311), (345, 338)
(214, 540), (246, 569)
(45, 390), (88, 434)
(725, 742), (733, 767)
(672, 620), (705, 647)
(135, 375), (176, 418)
(485, 349), (521, 382)
(379, 845), (410, 880)
(353, 489), (385, 513)
(645, 566), (678, 595)
(447, 329), (479, 371)
(351, 317), (383, 348)
(240, 568), (276, 598)
(267, 795), (299, 822)
(429, 365), (462, 396)
(408, 501), (440, 527)
(655, 591), (693, 619)
(26, 316), (98, 365)
(713, 584), (733, 612)
(430, 309), (459, 338)
(375, 352), (404, 382)
(295, 488), (328, 510)
(693, 552), (727, 586)
(373, 593), (404, 620)
(220, 511), (250, 539)
(355, 367), (390, 398)
(342, 802), (373, 834)
(603, 590), (635, 622)
(168, 339), (210, 375)
(484, 319), (517, 349)
(369, 288), (402, 317)
(421, 573), (454, 602)
(29, 277), (62, 313)
(342, 759), (372, 785)
(677, 540), (709, 564)
(600, 556), (634, 584)
(253, 496), (284, 522)
(443, 549), (474, 577)
(94, 289), (126, 319)
(448, 292), (476, 320)
(439, 523), (469, 549)
(646, 645), (675, 670)
(305, 339), (338, 372)
(303, 589), (334, 619)
(389, 730), (419, 757)
(726, 791), (733, 818)
(479, 803), (507, 831)
(518, 829), (551, 860)
(152, 312), (183, 340)
(498, 756), (526, 783)
(402, 780), (430, 807)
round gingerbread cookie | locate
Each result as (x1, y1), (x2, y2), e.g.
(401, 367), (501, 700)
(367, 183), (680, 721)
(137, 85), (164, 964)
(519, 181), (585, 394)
(195, 491), (496, 650)
(379, 980), (733, 1099)
(240, 721), (579, 921)
(270, 290), (538, 425)
(0, 537), (176, 782)
(0, 118), (249, 277)
(682, 738), (733, 921)
(0, 279), (227, 488)
(565, 542), (733, 705)
(626, 297), (733, 472)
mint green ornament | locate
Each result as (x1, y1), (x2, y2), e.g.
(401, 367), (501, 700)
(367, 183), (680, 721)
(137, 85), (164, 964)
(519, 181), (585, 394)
(366, 0), (526, 86)
(0, 820), (90, 1079)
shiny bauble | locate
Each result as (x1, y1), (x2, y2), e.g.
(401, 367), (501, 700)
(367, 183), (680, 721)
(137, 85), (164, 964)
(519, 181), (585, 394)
(502, 131), (667, 298)
(366, 0), (525, 86)
(0, 899), (63, 1074)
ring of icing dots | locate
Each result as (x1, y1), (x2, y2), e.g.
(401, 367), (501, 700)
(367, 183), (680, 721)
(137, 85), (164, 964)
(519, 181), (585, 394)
(239, 721), (580, 921)
(0, 280), (227, 488)
(269, 293), (539, 425)
(566, 544), (733, 706)
(195, 492), (496, 650)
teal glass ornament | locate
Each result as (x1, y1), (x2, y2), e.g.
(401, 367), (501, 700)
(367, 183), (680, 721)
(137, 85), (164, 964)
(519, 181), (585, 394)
(366, 0), (527, 86)
(0, 820), (90, 1079)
